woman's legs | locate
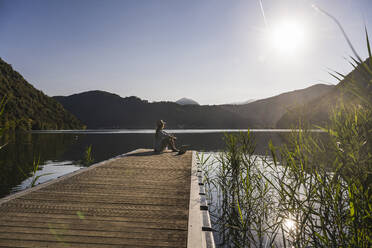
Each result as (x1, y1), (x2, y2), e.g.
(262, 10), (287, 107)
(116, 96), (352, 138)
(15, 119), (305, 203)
(159, 137), (178, 152)
(169, 137), (179, 152)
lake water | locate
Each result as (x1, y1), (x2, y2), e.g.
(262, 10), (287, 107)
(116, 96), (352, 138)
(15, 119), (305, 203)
(0, 129), (293, 199)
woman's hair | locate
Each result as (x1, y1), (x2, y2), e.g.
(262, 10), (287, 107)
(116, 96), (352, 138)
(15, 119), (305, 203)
(155, 121), (164, 137)
(156, 124), (163, 133)
(156, 120), (165, 130)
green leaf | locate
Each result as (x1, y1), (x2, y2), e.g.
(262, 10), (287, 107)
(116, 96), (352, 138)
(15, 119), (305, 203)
(236, 199), (244, 224)
(366, 26), (372, 66)
(350, 201), (355, 218)
(31, 173), (53, 187)
(268, 141), (277, 165)
(328, 72), (343, 82)
(329, 68), (346, 79)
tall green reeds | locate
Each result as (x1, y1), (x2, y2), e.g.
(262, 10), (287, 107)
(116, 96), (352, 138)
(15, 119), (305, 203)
(18, 156), (53, 188)
(83, 145), (94, 166)
(199, 32), (371, 248)
(29, 157), (53, 187)
(200, 109), (371, 246)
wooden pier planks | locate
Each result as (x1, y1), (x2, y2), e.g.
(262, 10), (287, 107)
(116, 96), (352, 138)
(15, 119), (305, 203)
(0, 149), (192, 248)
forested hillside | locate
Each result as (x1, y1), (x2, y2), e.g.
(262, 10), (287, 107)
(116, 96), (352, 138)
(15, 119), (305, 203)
(0, 58), (83, 130)
(277, 58), (372, 128)
(222, 84), (334, 127)
(54, 83), (334, 129)
(54, 91), (260, 129)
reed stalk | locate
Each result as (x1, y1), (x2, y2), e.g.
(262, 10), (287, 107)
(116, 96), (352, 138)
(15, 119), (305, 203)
(198, 31), (371, 248)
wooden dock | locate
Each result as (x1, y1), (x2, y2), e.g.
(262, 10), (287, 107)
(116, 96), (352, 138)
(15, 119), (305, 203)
(0, 149), (214, 248)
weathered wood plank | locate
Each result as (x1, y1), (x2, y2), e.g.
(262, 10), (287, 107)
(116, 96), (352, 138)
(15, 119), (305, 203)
(0, 149), (192, 247)
(0, 212), (188, 226)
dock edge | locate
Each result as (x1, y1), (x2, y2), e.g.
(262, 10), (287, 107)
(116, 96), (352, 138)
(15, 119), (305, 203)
(187, 151), (215, 248)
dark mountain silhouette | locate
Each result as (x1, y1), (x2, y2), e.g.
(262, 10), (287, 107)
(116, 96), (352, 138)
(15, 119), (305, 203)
(175, 97), (199, 105)
(277, 58), (372, 128)
(54, 83), (334, 129)
(54, 91), (260, 129)
(0, 58), (83, 130)
(222, 84), (335, 128)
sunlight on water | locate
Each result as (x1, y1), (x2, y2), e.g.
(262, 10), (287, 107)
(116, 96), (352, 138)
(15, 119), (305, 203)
(284, 218), (296, 232)
(197, 151), (304, 247)
(11, 161), (83, 193)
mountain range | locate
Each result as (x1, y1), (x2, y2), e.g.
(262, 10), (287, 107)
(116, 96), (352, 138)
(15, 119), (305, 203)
(1, 56), (369, 130)
(53, 83), (334, 129)
(175, 98), (200, 105)
(54, 91), (259, 129)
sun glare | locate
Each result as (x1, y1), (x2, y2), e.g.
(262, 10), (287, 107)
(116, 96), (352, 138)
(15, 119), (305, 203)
(269, 19), (306, 54)
(284, 218), (296, 231)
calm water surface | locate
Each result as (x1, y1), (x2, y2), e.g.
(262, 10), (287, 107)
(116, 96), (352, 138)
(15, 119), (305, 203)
(0, 129), (292, 198)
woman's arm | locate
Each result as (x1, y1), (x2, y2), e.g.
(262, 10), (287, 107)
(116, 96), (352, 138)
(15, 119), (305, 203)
(160, 130), (176, 139)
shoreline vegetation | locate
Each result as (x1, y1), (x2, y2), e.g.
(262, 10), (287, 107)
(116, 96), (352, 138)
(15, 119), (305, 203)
(197, 31), (372, 247)
(0, 7), (371, 247)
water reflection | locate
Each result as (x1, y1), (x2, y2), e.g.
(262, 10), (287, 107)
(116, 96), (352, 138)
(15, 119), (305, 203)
(11, 161), (82, 193)
(0, 132), (77, 197)
(198, 152), (302, 247)
(0, 130), (290, 198)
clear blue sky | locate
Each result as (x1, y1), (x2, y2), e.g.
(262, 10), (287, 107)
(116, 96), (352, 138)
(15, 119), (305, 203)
(1, 0), (371, 104)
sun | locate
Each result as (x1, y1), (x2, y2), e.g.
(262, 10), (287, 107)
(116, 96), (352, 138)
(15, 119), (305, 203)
(269, 19), (306, 54)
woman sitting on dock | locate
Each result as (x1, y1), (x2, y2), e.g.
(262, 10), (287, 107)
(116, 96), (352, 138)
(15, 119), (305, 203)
(154, 120), (179, 153)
